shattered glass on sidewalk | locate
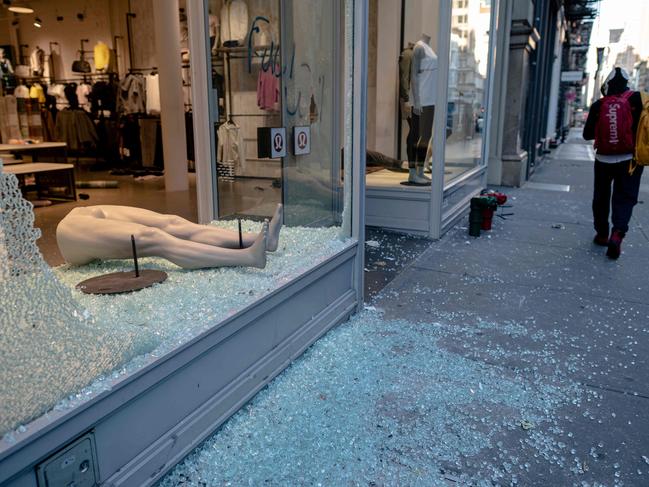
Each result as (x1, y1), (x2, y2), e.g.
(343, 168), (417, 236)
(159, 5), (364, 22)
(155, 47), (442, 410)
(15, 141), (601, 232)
(1, 219), (353, 441)
(158, 309), (586, 486)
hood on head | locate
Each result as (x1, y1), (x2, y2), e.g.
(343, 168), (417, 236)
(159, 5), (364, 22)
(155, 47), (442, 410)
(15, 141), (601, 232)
(602, 67), (630, 96)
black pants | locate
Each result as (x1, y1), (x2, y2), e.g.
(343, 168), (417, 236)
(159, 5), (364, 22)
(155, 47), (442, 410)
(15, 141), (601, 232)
(405, 111), (419, 167)
(593, 160), (643, 235)
(415, 106), (435, 168)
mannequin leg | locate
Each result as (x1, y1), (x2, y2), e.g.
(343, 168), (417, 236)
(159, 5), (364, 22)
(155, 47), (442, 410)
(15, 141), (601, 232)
(406, 110), (420, 169)
(408, 106), (435, 183)
(415, 106), (435, 166)
(57, 214), (267, 269)
(73, 204), (283, 252)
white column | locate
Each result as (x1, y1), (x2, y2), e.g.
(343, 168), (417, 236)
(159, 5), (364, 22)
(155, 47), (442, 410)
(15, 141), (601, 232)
(153, 0), (189, 192)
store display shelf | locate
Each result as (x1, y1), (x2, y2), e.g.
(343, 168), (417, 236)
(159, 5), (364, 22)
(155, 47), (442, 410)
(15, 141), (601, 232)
(0, 240), (360, 487)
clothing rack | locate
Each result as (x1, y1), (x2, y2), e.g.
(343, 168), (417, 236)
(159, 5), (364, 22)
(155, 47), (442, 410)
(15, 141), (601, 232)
(52, 73), (117, 84)
(229, 113), (279, 118)
(213, 43), (283, 125)
(126, 67), (158, 74)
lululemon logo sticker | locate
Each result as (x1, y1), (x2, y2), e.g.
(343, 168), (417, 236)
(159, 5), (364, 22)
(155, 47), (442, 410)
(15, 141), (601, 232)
(293, 126), (311, 156)
(270, 128), (287, 158)
(298, 132), (307, 150)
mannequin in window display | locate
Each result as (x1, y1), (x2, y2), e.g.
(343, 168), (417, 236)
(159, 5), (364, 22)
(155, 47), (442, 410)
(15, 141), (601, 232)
(408, 33), (438, 185)
(399, 42), (417, 169)
(56, 204), (283, 270)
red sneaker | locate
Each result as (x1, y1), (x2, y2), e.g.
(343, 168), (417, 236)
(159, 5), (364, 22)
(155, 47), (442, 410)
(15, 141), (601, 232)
(606, 230), (624, 259)
(593, 233), (609, 246)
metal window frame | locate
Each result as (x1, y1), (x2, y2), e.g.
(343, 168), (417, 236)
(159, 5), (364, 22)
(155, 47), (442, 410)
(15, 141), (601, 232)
(431, 0), (500, 239)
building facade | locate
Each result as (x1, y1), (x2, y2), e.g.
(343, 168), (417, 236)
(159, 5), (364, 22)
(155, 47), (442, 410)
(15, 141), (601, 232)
(488, 0), (598, 187)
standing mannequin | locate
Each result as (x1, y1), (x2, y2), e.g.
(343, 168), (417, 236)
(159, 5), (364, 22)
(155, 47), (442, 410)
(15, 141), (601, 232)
(399, 42), (418, 167)
(0, 47), (15, 92)
(409, 34), (438, 185)
(0, 48), (13, 75)
(30, 46), (45, 77)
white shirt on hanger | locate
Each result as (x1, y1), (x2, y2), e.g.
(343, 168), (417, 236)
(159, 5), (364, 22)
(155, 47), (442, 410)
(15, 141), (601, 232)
(77, 83), (92, 112)
(14, 85), (29, 99)
(220, 0), (249, 45)
(145, 74), (161, 115)
(217, 121), (245, 169)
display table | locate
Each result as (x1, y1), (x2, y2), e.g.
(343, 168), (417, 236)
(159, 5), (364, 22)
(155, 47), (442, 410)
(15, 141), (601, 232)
(3, 162), (77, 201)
(0, 142), (68, 163)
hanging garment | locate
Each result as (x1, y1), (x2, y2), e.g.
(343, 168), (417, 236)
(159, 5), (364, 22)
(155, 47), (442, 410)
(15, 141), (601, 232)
(14, 84), (29, 99)
(54, 109), (98, 150)
(119, 115), (142, 164)
(209, 14), (220, 49)
(48, 84), (69, 109)
(43, 52), (51, 79)
(399, 44), (414, 103)
(185, 111), (195, 162)
(0, 97), (6, 143)
(15, 88), (30, 139)
(139, 117), (160, 167)
(2, 95), (22, 141)
(64, 83), (80, 109)
(89, 80), (117, 116)
(95, 118), (120, 165)
(257, 68), (280, 112)
(76, 83), (92, 112)
(29, 83), (46, 103)
(217, 121), (244, 167)
(220, 0), (249, 47)
(29, 47), (45, 76)
(41, 108), (55, 142)
(26, 99), (43, 141)
(0, 97), (8, 143)
(119, 74), (146, 114)
(14, 64), (30, 78)
(145, 74), (161, 114)
(94, 42), (110, 71)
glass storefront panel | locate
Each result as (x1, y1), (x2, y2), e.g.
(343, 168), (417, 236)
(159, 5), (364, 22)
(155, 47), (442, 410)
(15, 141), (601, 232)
(364, 0), (442, 189)
(0, 0), (356, 442)
(208, 0), (349, 230)
(444, 0), (493, 183)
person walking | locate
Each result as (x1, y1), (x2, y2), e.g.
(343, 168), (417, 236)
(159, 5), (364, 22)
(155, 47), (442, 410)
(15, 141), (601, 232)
(583, 67), (644, 259)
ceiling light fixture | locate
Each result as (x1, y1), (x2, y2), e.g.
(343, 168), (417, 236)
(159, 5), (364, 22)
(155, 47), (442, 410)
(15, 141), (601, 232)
(8, 3), (34, 14)
(33, 16), (41, 28)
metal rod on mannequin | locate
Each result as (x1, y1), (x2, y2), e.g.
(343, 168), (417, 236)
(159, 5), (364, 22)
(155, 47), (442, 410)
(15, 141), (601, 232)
(131, 235), (140, 278)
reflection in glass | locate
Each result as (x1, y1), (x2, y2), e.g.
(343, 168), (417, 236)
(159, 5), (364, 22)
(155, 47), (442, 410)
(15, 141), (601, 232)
(444, 0), (492, 183)
(207, 0), (350, 231)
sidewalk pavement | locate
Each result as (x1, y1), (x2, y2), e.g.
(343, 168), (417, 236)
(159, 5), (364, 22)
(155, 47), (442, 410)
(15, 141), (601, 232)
(372, 130), (649, 484)
(159, 131), (649, 486)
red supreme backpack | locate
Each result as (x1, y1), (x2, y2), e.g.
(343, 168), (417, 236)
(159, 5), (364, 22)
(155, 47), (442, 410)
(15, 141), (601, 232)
(595, 90), (634, 155)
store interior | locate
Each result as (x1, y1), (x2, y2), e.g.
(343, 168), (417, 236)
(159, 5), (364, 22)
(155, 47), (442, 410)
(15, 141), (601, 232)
(0, 0), (197, 265)
(365, 0), (492, 190)
(0, 0), (341, 266)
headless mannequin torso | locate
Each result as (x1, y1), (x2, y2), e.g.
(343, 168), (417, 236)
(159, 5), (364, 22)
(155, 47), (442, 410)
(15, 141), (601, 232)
(57, 204), (283, 270)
